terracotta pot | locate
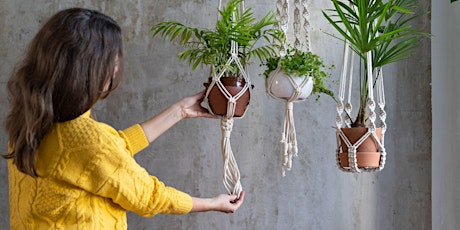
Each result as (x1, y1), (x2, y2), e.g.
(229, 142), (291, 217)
(339, 127), (382, 168)
(203, 77), (252, 117)
(266, 71), (314, 100)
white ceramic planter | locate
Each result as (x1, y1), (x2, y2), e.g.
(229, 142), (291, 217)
(266, 70), (314, 101)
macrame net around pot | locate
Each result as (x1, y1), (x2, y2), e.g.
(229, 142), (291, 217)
(266, 0), (314, 176)
(335, 45), (387, 173)
(201, 0), (251, 196)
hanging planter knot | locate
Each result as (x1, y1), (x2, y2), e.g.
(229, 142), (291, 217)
(221, 117), (234, 138)
(220, 116), (242, 197)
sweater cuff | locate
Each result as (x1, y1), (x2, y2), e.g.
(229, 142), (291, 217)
(119, 124), (149, 156)
(166, 187), (193, 214)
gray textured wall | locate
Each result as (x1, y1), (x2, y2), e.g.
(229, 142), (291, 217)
(432, 1), (460, 229)
(0, 1), (431, 229)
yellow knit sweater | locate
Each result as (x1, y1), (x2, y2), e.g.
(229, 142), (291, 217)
(8, 111), (193, 229)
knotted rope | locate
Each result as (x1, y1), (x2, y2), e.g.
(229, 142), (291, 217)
(293, 0), (310, 51)
(335, 46), (387, 173)
(220, 117), (242, 195)
(275, 0), (290, 56)
(334, 2), (387, 172)
(267, 67), (313, 176)
(271, 0), (313, 176)
(202, 0), (250, 196)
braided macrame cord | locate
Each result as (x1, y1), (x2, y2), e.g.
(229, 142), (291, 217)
(335, 35), (387, 173)
(269, 0), (313, 176)
(201, 0), (251, 197)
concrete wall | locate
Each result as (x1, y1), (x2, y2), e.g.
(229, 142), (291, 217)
(432, 1), (460, 229)
(0, 1), (431, 229)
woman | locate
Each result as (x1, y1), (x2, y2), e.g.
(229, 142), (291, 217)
(4, 7), (244, 229)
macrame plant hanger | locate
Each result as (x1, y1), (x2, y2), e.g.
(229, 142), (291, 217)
(268, 0), (312, 176)
(335, 24), (387, 173)
(202, 0), (250, 196)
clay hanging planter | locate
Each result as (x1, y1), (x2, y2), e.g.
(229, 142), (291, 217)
(266, 71), (314, 101)
(203, 76), (252, 117)
(338, 127), (382, 168)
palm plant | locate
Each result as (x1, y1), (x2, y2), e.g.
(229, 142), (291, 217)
(323, 0), (429, 127)
(150, 0), (285, 77)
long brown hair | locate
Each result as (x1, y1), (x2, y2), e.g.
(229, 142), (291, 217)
(3, 8), (123, 177)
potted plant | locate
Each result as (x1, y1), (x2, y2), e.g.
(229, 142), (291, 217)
(260, 47), (335, 175)
(150, 0), (285, 196)
(150, 0), (284, 116)
(322, 0), (429, 169)
(261, 47), (335, 102)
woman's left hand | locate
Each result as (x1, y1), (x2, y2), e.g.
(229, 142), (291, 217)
(179, 90), (217, 119)
(141, 90), (217, 143)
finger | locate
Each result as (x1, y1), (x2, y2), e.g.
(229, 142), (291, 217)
(226, 192), (244, 213)
(195, 90), (207, 99)
(229, 193), (240, 204)
(198, 107), (218, 118)
(196, 111), (217, 119)
(232, 191), (245, 205)
(228, 194), (238, 201)
(238, 190), (245, 202)
(186, 91), (204, 103)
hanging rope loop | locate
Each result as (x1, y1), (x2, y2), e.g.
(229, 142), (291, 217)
(335, 40), (387, 173)
(333, 3), (386, 173)
(208, 0), (248, 195)
(270, 0), (313, 176)
(220, 117), (242, 197)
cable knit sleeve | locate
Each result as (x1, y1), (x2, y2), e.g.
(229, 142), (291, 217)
(97, 145), (193, 216)
(118, 124), (149, 157)
(55, 120), (193, 216)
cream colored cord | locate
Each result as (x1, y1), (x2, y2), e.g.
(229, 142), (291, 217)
(203, 0), (249, 196)
(270, 0), (313, 176)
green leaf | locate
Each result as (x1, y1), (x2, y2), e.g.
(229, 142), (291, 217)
(322, 0), (430, 125)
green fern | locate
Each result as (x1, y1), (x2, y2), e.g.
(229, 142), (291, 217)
(150, 0), (284, 75)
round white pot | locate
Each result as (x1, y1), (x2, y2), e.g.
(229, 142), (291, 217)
(266, 70), (314, 101)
